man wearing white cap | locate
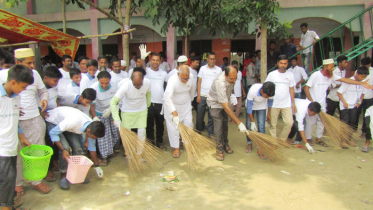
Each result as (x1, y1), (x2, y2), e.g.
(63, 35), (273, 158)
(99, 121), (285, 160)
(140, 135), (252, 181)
(304, 58), (373, 147)
(110, 58), (128, 89)
(163, 65), (195, 158)
(165, 55), (188, 82)
(0, 48), (51, 195)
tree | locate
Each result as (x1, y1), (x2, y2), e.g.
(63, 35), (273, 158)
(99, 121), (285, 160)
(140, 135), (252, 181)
(221, 0), (291, 81)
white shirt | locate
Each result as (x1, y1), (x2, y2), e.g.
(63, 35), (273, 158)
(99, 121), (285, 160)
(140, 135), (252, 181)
(80, 73), (98, 93)
(90, 82), (117, 114)
(115, 78), (151, 112)
(57, 68), (71, 94)
(159, 61), (170, 72)
(300, 30), (319, 53)
(0, 89), (21, 156)
(0, 69), (46, 120)
(338, 76), (364, 110)
(110, 71), (129, 89)
(247, 83), (268, 110)
(265, 70), (296, 108)
(197, 65), (222, 96)
(163, 73), (195, 113)
(288, 65), (308, 93)
(233, 71), (242, 97)
(165, 68), (178, 82)
(365, 106), (373, 135)
(130, 59), (136, 69)
(363, 67), (373, 99)
(327, 67), (346, 101)
(58, 92), (90, 115)
(190, 68), (198, 97)
(47, 86), (58, 109)
(46, 106), (92, 134)
(145, 68), (167, 104)
(66, 81), (80, 95)
(293, 99), (311, 131)
(172, 60), (178, 69)
(306, 71), (341, 111)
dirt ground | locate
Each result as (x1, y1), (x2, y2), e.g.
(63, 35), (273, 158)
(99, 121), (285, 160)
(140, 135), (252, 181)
(21, 111), (373, 210)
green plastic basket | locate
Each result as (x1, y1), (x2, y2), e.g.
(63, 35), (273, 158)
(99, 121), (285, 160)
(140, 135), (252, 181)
(20, 145), (53, 181)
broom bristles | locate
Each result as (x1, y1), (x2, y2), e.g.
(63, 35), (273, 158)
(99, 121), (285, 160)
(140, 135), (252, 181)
(119, 126), (161, 177)
(178, 123), (216, 169)
(319, 112), (357, 147)
(245, 131), (290, 162)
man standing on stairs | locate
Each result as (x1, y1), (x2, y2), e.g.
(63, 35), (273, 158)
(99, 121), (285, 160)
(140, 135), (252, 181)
(299, 22), (319, 74)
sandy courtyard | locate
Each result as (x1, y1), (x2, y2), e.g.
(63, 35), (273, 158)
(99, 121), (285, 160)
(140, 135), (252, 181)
(20, 112), (373, 210)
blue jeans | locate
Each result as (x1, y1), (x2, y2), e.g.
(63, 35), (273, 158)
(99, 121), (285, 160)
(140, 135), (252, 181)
(295, 92), (302, 99)
(196, 96), (214, 136)
(246, 109), (266, 144)
(301, 52), (312, 74)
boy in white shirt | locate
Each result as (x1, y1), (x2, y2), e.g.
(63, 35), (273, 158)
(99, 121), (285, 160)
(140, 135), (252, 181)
(66, 68), (81, 95)
(265, 55), (296, 141)
(326, 56), (347, 115)
(357, 57), (373, 136)
(362, 106), (373, 152)
(59, 88), (96, 117)
(90, 71), (119, 166)
(46, 106), (105, 190)
(287, 57), (308, 99)
(0, 65), (32, 210)
(80, 59), (98, 93)
(337, 66), (368, 148)
(110, 58), (128, 89)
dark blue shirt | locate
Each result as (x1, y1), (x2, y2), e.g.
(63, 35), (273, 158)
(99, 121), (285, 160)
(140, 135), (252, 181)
(280, 43), (297, 58)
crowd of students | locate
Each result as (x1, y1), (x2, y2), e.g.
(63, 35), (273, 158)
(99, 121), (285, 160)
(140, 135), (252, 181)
(1, 42), (373, 210)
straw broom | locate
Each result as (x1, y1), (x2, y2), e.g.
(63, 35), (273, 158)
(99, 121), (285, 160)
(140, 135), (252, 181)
(319, 112), (358, 147)
(178, 123), (216, 169)
(245, 131), (291, 162)
(119, 126), (161, 177)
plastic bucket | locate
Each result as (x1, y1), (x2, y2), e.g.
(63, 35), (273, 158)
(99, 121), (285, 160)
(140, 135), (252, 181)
(20, 145), (53, 181)
(66, 156), (93, 184)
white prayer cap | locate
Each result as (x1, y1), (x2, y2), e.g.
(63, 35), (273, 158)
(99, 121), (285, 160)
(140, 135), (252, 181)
(323, 58), (334, 65)
(177, 55), (188, 63)
(121, 60), (126, 66)
(14, 48), (34, 58)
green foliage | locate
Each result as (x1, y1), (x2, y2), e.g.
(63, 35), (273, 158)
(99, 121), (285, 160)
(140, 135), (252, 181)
(1, 0), (28, 8)
(65, 0), (86, 10)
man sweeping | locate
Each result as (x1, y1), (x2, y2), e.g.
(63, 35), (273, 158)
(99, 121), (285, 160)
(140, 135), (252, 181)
(304, 58), (373, 146)
(207, 66), (249, 161)
(163, 65), (195, 158)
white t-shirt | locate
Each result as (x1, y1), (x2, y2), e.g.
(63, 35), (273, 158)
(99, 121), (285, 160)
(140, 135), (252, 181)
(130, 60), (136, 69)
(293, 99), (311, 131)
(0, 90), (21, 156)
(265, 70), (295, 108)
(115, 78), (151, 112)
(80, 73), (98, 93)
(165, 68), (178, 82)
(247, 83), (268, 110)
(233, 71), (242, 97)
(58, 92), (90, 115)
(198, 65), (222, 96)
(362, 67), (373, 99)
(47, 86), (58, 109)
(159, 61), (170, 72)
(90, 82), (117, 114)
(66, 81), (80, 95)
(327, 67), (346, 101)
(338, 76), (364, 110)
(46, 106), (92, 134)
(306, 71), (341, 111)
(57, 68), (71, 94)
(190, 68), (198, 97)
(0, 69), (46, 120)
(288, 65), (308, 93)
(145, 68), (167, 104)
(163, 73), (195, 113)
(110, 71), (129, 89)
(365, 106), (373, 135)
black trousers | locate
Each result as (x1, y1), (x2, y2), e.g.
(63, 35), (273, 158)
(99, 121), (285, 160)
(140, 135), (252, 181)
(364, 116), (371, 139)
(288, 116), (303, 142)
(340, 108), (359, 131)
(0, 156), (16, 207)
(146, 103), (164, 146)
(357, 98), (373, 132)
(192, 96), (198, 112)
(326, 98), (340, 116)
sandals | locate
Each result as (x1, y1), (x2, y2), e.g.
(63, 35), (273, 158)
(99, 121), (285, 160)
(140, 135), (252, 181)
(308, 139), (314, 146)
(33, 183), (51, 194)
(216, 151), (224, 161)
(15, 186), (25, 197)
(257, 153), (267, 160)
(316, 140), (329, 147)
(13, 196), (23, 208)
(223, 145), (234, 154)
(341, 141), (349, 149)
(173, 148), (180, 158)
(244, 144), (252, 153)
(98, 158), (110, 167)
(159, 145), (167, 151)
(361, 146), (369, 153)
(45, 172), (56, 182)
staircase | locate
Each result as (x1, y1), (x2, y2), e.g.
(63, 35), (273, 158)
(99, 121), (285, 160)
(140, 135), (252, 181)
(270, 5), (373, 74)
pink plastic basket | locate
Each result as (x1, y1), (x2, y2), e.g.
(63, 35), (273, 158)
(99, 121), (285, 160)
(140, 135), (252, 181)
(66, 156), (93, 184)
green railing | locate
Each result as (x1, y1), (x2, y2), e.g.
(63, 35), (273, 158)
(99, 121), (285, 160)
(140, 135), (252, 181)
(269, 4), (373, 74)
